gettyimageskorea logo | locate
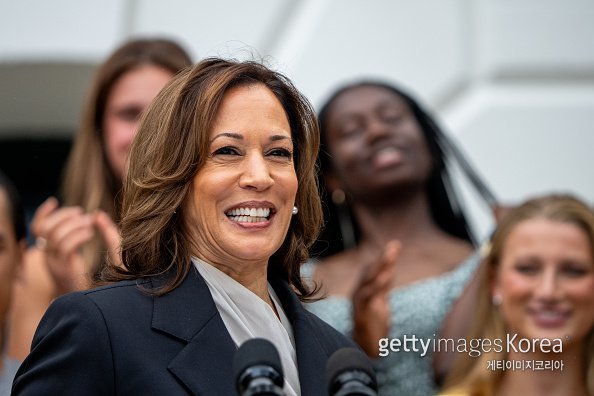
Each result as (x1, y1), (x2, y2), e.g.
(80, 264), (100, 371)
(378, 333), (563, 358)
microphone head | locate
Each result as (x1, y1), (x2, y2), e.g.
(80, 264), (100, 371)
(233, 338), (284, 392)
(326, 347), (378, 394)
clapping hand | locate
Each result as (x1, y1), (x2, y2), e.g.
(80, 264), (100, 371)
(32, 197), (122, 295)
(352, 240), (401, 358)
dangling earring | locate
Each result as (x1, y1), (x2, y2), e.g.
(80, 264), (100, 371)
(292, 206), (298, 215)
(331, 189), (346, 205)
(492, 294), (502, 306)
(330, 188), (356, 249)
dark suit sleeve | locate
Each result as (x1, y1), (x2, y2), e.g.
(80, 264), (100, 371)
(12, 292), (115, 395)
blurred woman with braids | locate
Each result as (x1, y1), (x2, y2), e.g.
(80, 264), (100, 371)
(304, 81), (497, 395)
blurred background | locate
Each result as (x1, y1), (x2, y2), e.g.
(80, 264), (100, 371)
(1, 0), (593, 239)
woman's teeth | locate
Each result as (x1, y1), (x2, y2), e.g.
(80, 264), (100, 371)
(226, 207), (270, 222)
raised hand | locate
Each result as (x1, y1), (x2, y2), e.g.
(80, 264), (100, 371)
(32, 198), (95, 294)
(352, 240), (401, 357)
(31, 197), (121, 295)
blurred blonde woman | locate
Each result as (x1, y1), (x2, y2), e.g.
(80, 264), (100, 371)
(443, 194), (594, 396)
(8, 38), (192, 361)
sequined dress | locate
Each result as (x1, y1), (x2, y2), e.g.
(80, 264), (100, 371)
(303, 252), (481, 396)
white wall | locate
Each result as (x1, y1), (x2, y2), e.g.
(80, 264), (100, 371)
(1, 0), (593, 238)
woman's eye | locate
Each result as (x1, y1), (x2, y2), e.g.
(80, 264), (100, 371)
(213, 146), (240, 156)
(337, 120), (363, 138)
(382, 113), (403, 123)
(115, 107), (142, 122)
(344, 129), (361, 136)
(561, 263), (591, 277)
(268, 148), (293, 159)
(564, 267), (588, 277)
(514, 264), (539, 275)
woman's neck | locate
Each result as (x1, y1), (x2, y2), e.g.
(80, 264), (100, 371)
(497, 345), (588, 396)
(197, 255), (272, 306)
(352, 189), (442, 248)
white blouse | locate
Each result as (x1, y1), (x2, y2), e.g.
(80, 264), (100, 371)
(192, 257), (300, 396)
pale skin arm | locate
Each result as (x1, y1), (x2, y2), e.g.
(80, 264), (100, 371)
(352, 240), (401, 358)
(7, 248), (56, 361)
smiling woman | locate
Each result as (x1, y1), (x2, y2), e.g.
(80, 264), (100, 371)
(443, 194), (594, 396)
(12, 58), (357, 396)
(188, 84), (298, 272)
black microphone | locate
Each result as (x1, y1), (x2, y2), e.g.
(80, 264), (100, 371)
(233, 338), (285, 396)
(326, 348), (378, 396)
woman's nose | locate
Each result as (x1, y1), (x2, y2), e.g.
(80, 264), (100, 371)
(534, 268), (561, 302)
(238, 153), (274, 191)
(364, 117), (390, 143)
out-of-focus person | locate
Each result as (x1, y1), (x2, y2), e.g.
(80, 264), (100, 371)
(442, 194), (594, 396)
(304, 81), (497, 395)
(7, 37), (192, 362)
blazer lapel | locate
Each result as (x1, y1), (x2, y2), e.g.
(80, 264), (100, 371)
(270, 277), (331, 396)
(151, 268), (237, 396)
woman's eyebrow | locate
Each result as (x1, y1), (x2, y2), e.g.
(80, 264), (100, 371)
(210, 132), (243, 143)
(270, 134), (292, 142)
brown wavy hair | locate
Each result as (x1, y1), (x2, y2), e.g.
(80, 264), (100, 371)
(443, 194), (594, 395)
(102, 58), (322, 299)
(62, 38), (192, 279)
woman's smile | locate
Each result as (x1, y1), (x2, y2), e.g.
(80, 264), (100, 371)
(225, 201), (276, 227)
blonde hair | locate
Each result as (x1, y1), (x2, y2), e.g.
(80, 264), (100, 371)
(444, 194), (594, 396)
(62, 38), (191, 279)
(102, 58), (323, 297)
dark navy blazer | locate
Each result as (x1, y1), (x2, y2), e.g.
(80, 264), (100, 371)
(12, 266), (356, 395)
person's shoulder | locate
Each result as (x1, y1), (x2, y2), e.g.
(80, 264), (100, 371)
(315, 249), (360, 273)
(47, 278), (153, 316)
(313, 249), (360, 281)
(30, 278), (155, 352)
(82, 278), (152, 297)
(80, 278), (155, 309)
(310, 249), (361, 296)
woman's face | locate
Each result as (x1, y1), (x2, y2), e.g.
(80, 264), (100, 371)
(103, 65), (174, 181)
(0, 190), (22, 325)
(493, 218), (594, 345)
(324, 85), (432, 198)
(187, 83), (297, 268)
